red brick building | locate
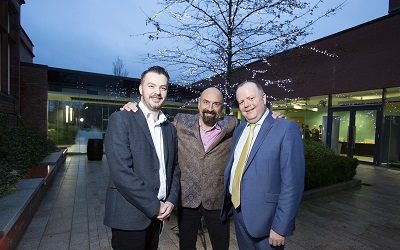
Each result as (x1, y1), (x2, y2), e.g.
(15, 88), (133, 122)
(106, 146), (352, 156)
(1, 0), (400, 165)
(0, 0), (48, 136)
(0, 0), (24, 126)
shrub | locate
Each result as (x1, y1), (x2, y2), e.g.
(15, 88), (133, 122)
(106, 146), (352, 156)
(48, 122), (78, 145)
(0, 162), (22, 197)
(0, 113), (56, 198)
(303, 139), (358, 190)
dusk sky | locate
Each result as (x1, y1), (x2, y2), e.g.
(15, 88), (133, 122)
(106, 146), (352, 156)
(21, 1), (388, 81)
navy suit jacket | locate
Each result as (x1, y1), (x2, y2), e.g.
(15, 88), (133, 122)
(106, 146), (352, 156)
(221, 111), (305, 238)
(103, 109), (180, 230)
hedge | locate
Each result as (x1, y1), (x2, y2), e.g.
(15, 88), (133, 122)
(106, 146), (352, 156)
(304, 139), (358, 190)
(0, 113), (56, 198)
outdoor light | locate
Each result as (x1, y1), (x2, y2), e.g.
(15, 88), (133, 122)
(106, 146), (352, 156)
(80, 118), (84, 122)
(70, 107), (73, 122)
(293, 104), (302, 109)
(66, 105), (69, 123)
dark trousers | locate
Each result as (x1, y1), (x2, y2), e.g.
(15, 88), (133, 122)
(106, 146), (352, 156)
(233, 207), (284, 250)
(111, 218), (161, 250)
(178, 205), (230, 250)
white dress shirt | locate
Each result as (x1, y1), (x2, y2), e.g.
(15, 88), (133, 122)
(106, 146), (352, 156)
(229, 108), (270, 193)
(139, 102), (167, 201)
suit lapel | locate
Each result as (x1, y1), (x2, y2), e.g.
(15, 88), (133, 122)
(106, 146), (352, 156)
(133, 108), (156, 151)
(192, 114), (203, 146)
(232, 122), (246, 154)
(246, 112), (275, 168)
(188, 113), (208, 153)
(135, 108), (172, 168)
(205, 117), (228, 153)
(161, 123), (170, 165)
(206, 129), (226, 153)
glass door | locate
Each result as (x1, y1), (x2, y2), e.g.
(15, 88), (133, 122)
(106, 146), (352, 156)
(353, 110), (377, 162)
(331, 111), (350, 157)
(330, 106), (381, 164)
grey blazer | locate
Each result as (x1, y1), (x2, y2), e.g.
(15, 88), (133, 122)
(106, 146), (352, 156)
(103, 109), (180, 230)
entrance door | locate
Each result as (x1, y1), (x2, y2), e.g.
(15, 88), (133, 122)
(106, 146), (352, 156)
(330, 106), (381, 164)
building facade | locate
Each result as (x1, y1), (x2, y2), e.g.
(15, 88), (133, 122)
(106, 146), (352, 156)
(196, 4), (400, 166)
(40, 66), (200, 153)
(0, 0), (24, 126)
(2, 0), (399, 166)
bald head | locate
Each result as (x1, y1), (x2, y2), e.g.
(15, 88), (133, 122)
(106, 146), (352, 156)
(198, 87), (224, 128)
(200, 87), (223, 100)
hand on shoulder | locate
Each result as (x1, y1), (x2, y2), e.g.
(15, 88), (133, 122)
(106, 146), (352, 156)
(271, 111), (285, 119)
(120, 101), (138, 112)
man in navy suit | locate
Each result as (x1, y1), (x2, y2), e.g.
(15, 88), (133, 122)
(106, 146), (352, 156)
(221, 81), (305, 249)
(104, 66), (180, 250)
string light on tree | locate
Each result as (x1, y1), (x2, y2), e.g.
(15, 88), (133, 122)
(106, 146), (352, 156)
(134, 0), (345, 111)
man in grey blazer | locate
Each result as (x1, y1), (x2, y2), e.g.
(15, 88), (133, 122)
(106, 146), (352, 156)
(104, 66), (180, 250)
(221, 81), (305, 249)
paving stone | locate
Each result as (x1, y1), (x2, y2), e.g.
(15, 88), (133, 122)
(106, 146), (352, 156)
(43, 216), (72, 235)
(69, 230), (89, 246)
(38, 232), (70, 250)
(69, 243), (89, 250)
(15, 237), (41, 250)
(15, 156), (400, 250)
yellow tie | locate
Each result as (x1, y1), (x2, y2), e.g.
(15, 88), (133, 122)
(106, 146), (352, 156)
(231, 123), (257, 208)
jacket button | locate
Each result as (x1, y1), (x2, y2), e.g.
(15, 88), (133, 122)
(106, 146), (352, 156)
(155, 187), (159, 191)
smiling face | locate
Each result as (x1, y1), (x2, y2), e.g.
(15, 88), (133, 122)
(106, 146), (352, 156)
(139, 72), (168, 112)
(198, 87), (223, 127)
(236, 81), (267, 124)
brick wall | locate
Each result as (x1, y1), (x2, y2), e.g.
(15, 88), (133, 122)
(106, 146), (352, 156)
(20, 64), (48, 136)
(0, 0), (23, 126)
(20, 27), (34, 64)
(0, 93), (20, 125)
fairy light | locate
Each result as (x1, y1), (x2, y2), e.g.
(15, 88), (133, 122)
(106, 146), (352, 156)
(300, 45), (338, 58)
(138, 0), (345, 109)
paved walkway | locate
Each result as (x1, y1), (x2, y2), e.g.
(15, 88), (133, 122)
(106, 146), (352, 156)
(16, 155), (400, 250)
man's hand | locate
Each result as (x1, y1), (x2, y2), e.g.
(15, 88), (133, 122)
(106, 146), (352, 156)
(156, 201), (174, 221)
(269, 229), (285, 247)
(120, 101), (138, 112)
(271, 111), (285, 119)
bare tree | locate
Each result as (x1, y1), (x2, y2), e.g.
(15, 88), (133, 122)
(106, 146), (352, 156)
(141, 0), (345, 111)
(112, 56), (129, 77)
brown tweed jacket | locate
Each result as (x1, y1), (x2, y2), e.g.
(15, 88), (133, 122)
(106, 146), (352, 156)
(173, 113), (238, 210)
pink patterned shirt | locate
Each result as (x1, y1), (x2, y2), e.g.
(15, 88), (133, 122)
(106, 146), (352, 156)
(199, 121), (222, 151)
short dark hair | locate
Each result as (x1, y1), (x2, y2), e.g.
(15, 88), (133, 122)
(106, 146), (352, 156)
(141, 66), (170, 83)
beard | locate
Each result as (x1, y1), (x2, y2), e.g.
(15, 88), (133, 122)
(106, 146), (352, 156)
(143, 95), (164, 111)
(202, 110), (218, 126)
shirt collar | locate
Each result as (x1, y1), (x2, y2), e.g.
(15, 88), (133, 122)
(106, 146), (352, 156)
(139, 101), (167, 124)
(246, 108), (269, 127)
(199, 120), (221, 132)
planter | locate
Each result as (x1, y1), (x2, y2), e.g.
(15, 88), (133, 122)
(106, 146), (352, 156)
(87, 138), (103, 161)
(0, 149), (67, 250)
